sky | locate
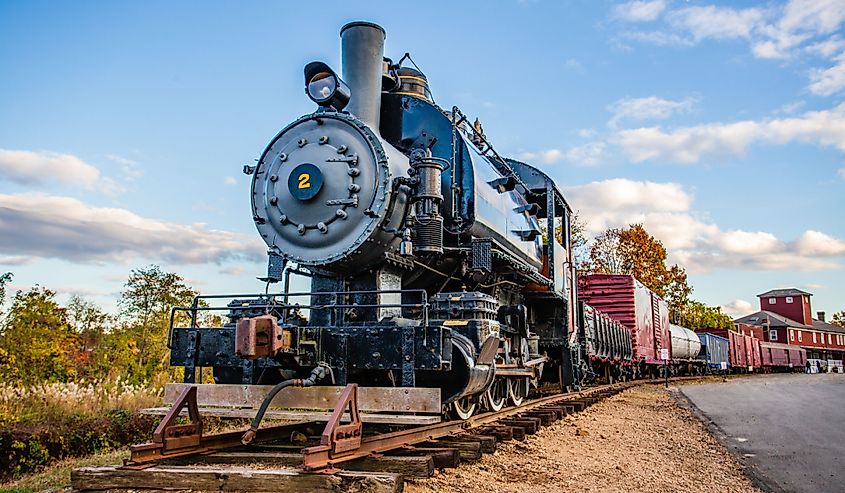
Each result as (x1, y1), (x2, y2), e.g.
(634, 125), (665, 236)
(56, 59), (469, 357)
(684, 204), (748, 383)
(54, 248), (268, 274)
(1, 0), (843, 320)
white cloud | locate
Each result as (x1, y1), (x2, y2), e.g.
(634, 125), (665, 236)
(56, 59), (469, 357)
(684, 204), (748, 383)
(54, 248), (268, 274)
(577, 128), (596, 138)
(617, 102), (845, 163)
(564, 142), (606, 166)
(722, 299), (755, 317)
(565, 178), (845, 274)
(607, 96), (696, 128)
(224, 176), (238, 186)
(667, 5), (765, 42)
(0, 149), (123, 194)
(794, 230), (845, 256)
(0, 192), (265, 265)
(615, 0), (845, 95)
(515, 149), (563, 164)
(107, 154), (143, 181)
(613, 0), (666, 22)
(838, 166), (845, 179)
(777, 100), (806, 114)
(717, 231), (783, 255)
(0, 255), (31, 266)
(808, 52), (845, 96)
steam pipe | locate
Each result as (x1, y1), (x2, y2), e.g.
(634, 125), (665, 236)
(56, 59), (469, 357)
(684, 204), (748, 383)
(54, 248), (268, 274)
(340, 21), (385, 131)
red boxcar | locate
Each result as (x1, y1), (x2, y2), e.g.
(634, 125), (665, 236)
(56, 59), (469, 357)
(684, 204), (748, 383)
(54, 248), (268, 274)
(578, 274), (670, 366)
(760, 341), (806, 369)
(700, 328), (761, 370)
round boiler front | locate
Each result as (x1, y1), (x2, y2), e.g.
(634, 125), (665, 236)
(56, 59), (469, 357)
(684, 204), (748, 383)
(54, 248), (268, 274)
(251, 112), (398, 268)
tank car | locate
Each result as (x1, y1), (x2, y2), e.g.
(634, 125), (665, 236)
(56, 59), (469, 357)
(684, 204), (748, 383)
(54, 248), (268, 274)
(168, 21), (580, 418)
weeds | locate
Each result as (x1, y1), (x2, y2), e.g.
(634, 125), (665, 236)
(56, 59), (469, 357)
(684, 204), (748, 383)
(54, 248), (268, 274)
(0, 377), (161, 426)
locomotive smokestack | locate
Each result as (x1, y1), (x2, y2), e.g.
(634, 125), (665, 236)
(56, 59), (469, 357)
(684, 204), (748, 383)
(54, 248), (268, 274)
(340, 21), (385, 131)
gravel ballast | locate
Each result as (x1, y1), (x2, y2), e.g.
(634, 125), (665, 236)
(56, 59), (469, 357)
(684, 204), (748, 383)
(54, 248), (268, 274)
(405, 385), (762, 493)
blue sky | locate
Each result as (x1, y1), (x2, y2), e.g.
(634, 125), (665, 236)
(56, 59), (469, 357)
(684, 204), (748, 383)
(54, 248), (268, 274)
(1, 0), (843, 319)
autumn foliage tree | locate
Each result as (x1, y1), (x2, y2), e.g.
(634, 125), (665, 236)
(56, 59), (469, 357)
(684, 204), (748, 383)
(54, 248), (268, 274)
(588, 224), (692, 318)
(0, 287), (81, 384)
(115, 265), (198, 382)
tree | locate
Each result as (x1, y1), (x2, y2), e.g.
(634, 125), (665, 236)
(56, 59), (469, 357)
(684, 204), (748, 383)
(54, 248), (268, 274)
(0, 287), (81, 384)
(680, 301), (734, 331)
(0, 272), (11, 313)
(832, 311), (845, 328)
(568, 211), (590, 273)
(118, 265), (198, 381)
(67, 294), (113, 353)
(587, 223), (698, 323)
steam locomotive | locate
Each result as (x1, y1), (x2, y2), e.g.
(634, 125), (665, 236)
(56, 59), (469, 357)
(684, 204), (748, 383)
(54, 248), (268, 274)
(169, 22), (685, 420)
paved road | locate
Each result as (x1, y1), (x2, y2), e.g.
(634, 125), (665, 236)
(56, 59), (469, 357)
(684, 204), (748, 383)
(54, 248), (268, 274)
(680, 373), (845, 493)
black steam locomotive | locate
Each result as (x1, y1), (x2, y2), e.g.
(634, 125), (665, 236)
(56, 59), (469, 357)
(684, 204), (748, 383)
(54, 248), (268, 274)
(169, 21), (583, 419)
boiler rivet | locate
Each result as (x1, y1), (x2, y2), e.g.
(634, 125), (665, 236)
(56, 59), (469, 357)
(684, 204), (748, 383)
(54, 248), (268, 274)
(348, 184), (360, 192)
(270, 174), (278, 182)
(298, 138), (307, 147)
(269, 197), (278, 205)
(348, 168), (360, 176)
(319, 136), (329, 144)
(297, 224), (306, 235)
(336, 209), (348, 219)
(279, 153), (287, 162)
(280, 214), (288, 224)
(317, 222), (328, 234)
(337, 145), (347, 153)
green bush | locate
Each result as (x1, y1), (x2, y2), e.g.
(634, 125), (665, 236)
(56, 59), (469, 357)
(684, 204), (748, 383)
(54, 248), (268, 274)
(0, 411), (157, 481)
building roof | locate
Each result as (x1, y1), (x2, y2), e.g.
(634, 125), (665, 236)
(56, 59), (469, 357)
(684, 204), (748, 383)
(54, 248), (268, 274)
(734, 310), (813, 329)
(812, 318), (845, 334)
(757, 288), (812, 298)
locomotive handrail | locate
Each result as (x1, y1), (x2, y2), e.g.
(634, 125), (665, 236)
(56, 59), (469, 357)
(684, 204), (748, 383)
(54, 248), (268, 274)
(167, 288), (430, 349)
(451, 106), (532, 195)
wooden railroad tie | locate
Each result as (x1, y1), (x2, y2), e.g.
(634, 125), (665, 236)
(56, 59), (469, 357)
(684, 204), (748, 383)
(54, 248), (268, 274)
(475, 425), (515, 441)
(388, 447), (461, 469)
(499, 418), (540, 434)
(164, 451), (435, 478)
(418, 439), (482, 461)
(72, 466), (402, 493)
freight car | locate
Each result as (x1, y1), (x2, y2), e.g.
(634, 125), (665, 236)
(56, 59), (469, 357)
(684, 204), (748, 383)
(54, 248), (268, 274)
(669, 323), (703, 375)
(577, 301), (633, 383)
(577, 274), (671, 378)
(701, 328), (759, 372)
(758, 341), (806, 371)
(697, 332), (730, 373)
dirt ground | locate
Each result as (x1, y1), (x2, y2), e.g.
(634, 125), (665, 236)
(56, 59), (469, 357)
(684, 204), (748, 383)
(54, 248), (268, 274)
(405, 385), (762, 493)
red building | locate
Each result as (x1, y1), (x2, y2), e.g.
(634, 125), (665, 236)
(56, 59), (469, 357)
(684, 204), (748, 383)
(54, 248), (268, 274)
(734, 288), (845, 371)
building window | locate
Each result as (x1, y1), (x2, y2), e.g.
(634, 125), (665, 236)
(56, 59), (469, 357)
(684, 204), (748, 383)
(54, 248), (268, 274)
(769, 330), (778, 341)
(812, 332), (817, 343)
(769, 298), (776, 304)
(786, 296), (793, 303)
(790, 330), (795, 342)
(798, 331), (803, 342)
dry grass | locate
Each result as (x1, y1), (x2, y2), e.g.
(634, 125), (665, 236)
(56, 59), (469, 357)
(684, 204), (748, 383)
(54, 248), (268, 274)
(0, 448), (128, 492)
(0, 377), (162, 426)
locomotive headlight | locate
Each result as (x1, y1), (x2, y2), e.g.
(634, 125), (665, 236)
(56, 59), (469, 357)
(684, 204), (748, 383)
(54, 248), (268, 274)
(304, 61), (350, 111)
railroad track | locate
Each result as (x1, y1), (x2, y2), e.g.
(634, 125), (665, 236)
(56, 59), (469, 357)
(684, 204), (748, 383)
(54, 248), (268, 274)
(71, 376), (711, 492)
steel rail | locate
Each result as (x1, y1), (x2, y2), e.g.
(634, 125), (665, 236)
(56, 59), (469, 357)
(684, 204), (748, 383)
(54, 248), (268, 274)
(126, 375), (708, 469)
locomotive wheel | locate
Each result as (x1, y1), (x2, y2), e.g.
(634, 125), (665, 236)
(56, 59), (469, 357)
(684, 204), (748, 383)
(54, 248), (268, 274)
(484, 378), (508, 412)
(508, 377), (529, 406)
(451, 397), (477, 420)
